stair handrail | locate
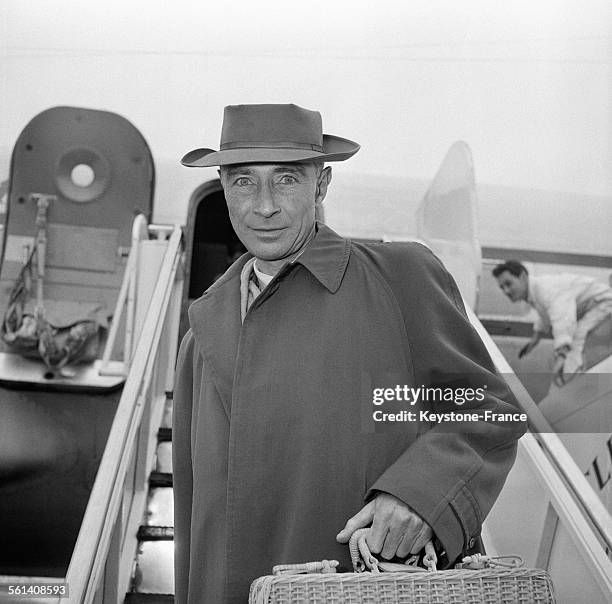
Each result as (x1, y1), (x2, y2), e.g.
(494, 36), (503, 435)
(65, 225), (183, 603)
(99, 214), (149, 375)
(465, 305), (612, 552)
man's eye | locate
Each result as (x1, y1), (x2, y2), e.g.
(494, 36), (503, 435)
(234, 177), (253, 186)
(278, 174), (298, 185)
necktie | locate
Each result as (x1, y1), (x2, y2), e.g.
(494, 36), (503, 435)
(239, 258), (261, 322)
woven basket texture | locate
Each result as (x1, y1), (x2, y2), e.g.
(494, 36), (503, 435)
(249, 568), (556, 604)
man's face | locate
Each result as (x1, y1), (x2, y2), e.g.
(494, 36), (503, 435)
(495, 270), (528, 302)
(220, 162), (330, 273)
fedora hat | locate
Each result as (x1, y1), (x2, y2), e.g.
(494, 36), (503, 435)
(181, 104), (360, 167)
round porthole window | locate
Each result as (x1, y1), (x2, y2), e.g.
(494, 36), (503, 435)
(55, 148), (111, 202)
(70, 163), (96, 188)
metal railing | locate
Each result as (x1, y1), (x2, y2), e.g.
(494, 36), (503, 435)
(62, 224), (183, 603)
(466, 306), (612, 598)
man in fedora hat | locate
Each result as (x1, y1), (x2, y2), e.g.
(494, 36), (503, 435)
(174, 104), (525, 603)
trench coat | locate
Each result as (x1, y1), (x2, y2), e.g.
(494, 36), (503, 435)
(173, 223), (525, 603)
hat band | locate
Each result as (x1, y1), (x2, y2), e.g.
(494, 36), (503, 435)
(220, 140), (324, 153)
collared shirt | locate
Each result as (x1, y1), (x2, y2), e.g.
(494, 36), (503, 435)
(239, 231), (318, 322)
(253, 262), (273, 288)
(527, 273), (612, 348)
(239, 257), (260, 322)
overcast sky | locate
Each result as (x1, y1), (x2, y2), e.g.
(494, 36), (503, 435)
(2, 0), (611, 197)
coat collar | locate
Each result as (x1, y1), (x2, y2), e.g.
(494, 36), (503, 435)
(186, 222), (351, 419)
(292, 222), (351, 294)
(190, 221), (351, 313)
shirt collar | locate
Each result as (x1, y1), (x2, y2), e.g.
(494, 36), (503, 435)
(292, 222), (351, 294)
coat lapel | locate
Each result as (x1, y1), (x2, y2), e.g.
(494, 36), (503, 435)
(188, 258), (247, 419)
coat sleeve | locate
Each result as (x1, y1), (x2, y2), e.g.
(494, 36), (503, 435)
(367, 243), (527, 565)
(172, 330), (197, 604)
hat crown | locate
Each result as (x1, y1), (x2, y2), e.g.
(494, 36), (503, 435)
(220, 104), (324, 151)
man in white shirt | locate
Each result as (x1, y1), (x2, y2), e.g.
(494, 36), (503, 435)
(493, 260), (612, 385)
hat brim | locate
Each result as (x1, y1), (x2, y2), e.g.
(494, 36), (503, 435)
(181, 134), (359, 167)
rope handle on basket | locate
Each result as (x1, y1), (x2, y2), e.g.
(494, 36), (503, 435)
(348, 529), (524, 573)
(272, 560), (339, 576)
(349, 528), (438, 573)
(455, 553), (524, 570)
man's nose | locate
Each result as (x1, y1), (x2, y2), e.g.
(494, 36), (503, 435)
(253, 183), (280, 218)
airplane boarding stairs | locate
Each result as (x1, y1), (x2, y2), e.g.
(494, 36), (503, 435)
(0, 223), (184, 604)
(125, 412), (175, 603)
(2, 236), (612, 602)
(469, 306), (612, 603)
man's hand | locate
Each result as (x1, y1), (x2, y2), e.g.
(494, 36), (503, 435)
(552, 344), (572, 386)
(553, 355), (566, 386)
(336, 492), (433, 560)
(553, 344), (571, 388)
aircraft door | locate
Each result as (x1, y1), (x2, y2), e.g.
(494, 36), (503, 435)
(182, 180), (245, 335)
(5, 106), (154, 278)
(0, 105), (155, 383)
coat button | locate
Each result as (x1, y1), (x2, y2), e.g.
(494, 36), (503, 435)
(468, 538), (475, 548)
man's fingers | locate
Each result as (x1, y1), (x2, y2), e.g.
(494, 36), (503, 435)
(380, 526), (404, 560)
(336, 500), (375, 543)
(396, 529), (417, 558)
(410, 523), (434, 554)
(338, 493), (434, 561)
(365, 514), (388, 555)
(553, 356), (566, 387)
(554, 372), (565, 387)
(389, 518), (433, 558)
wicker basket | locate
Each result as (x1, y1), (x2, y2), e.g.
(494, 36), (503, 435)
(249, 567), (556, 604)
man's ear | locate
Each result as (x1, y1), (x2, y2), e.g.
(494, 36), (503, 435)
(315, 166), (332, 205)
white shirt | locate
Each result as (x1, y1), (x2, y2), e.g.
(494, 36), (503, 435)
(253, 261), (273, 288)
(527, 273), (612, 349)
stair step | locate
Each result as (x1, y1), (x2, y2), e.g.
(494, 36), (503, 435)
(125, 593), (174, 603)
(132, 541), (175, 595)
(161, 395), (173, 429)
(146, 487), (174, 527)
(157, 427), (172, 442)
(138, 526), (174, 541)
(149, 472), (173, 488)
(156, 441), (173, 474)
(125, 394), (176, 602)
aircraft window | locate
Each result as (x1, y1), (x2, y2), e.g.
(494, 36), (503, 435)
(71, 163), (96, 188)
